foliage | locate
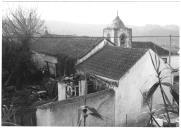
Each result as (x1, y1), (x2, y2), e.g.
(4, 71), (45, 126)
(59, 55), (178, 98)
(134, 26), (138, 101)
(2, 7), (44, 89)
(142, 51), (179, 127)
(2, 7), (45, 126)
(2, 39), (43, 89)
(2, 105), (16, 123)
(43, 78), (58, 99)
(146, 82), (159, 101)
(56, 54), (76, 77)
(170, 87), (179, 105)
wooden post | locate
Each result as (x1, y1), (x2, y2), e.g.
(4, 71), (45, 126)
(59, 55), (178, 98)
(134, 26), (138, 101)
(54, 63), (57, 77)
(150, 96), (153, 126)
(84, 73), (87, 105)
(126, 114), (127, 126)
(169, 35), (171, 65)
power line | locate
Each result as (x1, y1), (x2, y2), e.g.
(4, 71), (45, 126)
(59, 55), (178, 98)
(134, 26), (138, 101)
(3, 1), (180, 3)
(2, 35), (180, 38)
(132, 35), (180, 38)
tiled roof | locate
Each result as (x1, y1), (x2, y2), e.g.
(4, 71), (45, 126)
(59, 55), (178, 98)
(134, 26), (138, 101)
(76, 45), (148, 80)
(132, 41), (169, 56)
(30, 34), (104, 59)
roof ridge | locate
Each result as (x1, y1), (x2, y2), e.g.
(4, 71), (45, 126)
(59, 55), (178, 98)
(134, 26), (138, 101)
(133, 41), (168, 50)
(106, 45), (149, 52)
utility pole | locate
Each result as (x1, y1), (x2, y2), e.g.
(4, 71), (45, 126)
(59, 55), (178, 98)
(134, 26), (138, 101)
(169, 35), (171, 65)
(83, 73), (87, 126)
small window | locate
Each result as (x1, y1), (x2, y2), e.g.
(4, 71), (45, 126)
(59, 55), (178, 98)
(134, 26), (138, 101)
(44, 61), (57, 77)
(162, 58), (167, 63)
(106, 33), (111, 41)
(119, 33), (127, 45)
(173, 75), (179, 84)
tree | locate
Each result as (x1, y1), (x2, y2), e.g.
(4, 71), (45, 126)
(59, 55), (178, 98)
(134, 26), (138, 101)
(3, 7), (44, 42)
(2, 7), (44, 89)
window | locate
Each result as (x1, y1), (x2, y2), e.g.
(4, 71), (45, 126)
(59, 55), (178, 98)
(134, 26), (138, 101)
(87, 76), (108, 94)
(119, 33), (127, 45)
(66, 85), (79, 98)
(173, 75), (179, 85)
(44, 61), (57, 77)
(162, 58), (167, 63)
(106, 33), (111, 41)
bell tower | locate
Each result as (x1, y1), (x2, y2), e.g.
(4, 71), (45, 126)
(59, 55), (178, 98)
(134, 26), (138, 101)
(103, 12), (132, 48)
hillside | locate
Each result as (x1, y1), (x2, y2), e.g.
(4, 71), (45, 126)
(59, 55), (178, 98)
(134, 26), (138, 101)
(45, 21), (179, 52)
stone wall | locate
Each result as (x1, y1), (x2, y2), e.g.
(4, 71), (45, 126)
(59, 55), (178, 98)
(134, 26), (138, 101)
(36, 89), (115, 126)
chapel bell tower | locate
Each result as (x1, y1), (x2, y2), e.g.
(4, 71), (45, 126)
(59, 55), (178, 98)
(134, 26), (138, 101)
(103, 12), (132, 48)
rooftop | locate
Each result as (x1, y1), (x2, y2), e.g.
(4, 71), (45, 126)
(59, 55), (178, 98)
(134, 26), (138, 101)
(30, 34), (104, 59)
(132, 41), (173, 56)
(76, 45), (148, 80)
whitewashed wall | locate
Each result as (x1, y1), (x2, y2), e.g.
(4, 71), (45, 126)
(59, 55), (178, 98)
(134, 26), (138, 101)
(114, 49), (172, 126)
(58, 82), (66, 101)
(161, 55), (179, 69)
(36, 109), (53, 126)
(36, 89), (115, 126)
(170, 55), (179, 69)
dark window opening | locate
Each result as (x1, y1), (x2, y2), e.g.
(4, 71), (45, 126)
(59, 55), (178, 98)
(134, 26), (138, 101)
(173, 75), (179, 85)
(44, 61), (57, 78)
(87, 76), (108, 94)
(106, 33), (111, 41)
(162, 58), (167, 63)
(120, 33), (127, 45)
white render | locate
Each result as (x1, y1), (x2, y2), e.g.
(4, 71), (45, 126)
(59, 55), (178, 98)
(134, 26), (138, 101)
(170, 55), (179, 69)
(114, 49), (172, 126)
(58, 82), (66, 101)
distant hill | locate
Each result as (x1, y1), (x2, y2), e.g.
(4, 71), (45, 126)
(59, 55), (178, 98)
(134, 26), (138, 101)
(45, 20), (179, 52)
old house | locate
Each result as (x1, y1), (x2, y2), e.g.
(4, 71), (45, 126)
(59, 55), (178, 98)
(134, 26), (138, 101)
(36, 45), (172, 126)
(132, 41), (179, 69)
(30, 14), (175, 126)
(30, 35), (113, 77)
(31, 15), (178, 75)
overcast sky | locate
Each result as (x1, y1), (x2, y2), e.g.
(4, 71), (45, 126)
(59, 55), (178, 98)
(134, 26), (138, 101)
(2, 1), (181, 26)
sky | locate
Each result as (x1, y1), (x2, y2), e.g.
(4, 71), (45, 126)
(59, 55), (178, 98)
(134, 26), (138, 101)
(2, 1), (181, 26)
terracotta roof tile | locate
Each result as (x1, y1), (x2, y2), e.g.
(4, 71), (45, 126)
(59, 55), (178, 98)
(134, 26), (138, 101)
(132, 41), (169, 56)
(76, 45), (148, 80)
(30, 35), (104, 59)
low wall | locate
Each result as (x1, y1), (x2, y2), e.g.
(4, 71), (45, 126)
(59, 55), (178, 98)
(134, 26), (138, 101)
(36, 89), (115, 126)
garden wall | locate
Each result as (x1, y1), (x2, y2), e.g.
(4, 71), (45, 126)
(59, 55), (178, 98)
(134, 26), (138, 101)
(36, 89), (115, 126)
